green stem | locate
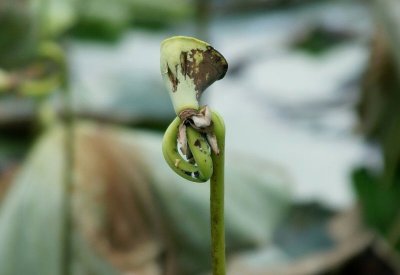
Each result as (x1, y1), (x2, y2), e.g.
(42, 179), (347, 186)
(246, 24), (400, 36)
(60, 46), (73, 275)
(161, 110), (226, 274)
(210, 112), (226, 275)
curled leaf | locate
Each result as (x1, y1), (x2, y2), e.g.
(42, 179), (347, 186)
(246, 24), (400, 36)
(160, 36), (228, 114)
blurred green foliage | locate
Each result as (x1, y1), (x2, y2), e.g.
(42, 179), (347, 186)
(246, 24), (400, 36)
(353, 169), (400, 239)
(293, 26), (354, 55)
(355, 29), (400, 252)
(0, 1), (37, 68)
(47, 0), (191, 41)
(0, 0), (193, 96)
(0, 0), (192, 61)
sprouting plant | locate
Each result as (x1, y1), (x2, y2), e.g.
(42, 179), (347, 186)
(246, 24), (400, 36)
(160, 36), (228, 275)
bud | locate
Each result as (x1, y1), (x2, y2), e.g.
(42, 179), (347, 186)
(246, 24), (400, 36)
(160, 36), (228, 114)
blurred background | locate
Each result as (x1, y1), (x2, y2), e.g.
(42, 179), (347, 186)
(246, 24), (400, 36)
(0, 0), (400, 274)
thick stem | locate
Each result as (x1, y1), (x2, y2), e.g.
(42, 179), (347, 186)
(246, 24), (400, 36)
(210, 112), (226, 275)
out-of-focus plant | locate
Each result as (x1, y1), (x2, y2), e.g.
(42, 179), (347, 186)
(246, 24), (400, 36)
(354, 1), (400, 255)
(0, 41), (65, 97)
(160, 36), (228, 275)
(0, 1), (37, 68)
(70, 0), (192, 40)
(0, 0), (70, 127)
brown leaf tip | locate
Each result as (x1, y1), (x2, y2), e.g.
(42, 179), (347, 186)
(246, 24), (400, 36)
(179, 46), (228, 98)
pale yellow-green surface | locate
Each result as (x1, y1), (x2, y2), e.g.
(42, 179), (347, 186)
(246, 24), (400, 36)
(160, 36), (210, 114)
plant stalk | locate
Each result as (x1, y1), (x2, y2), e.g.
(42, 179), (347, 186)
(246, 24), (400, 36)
(210, 112), (226, 275)
(61, 48), (74, 275)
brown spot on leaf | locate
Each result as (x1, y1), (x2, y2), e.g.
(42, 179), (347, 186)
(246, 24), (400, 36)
(74, 126), (180, 272)
(180, 51), (188, 78)
(179, 46), (228, 98)
(167, 64), (179, 92)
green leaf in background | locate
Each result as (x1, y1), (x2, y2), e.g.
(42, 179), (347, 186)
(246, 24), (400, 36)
(30, 0), (77, 39)
(0, 1), (37, 68)
(352, 168), (400, 236)
(70, 0), (192, 41)
(71, 0), (131, 41)
(0, 122), (291, 275)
